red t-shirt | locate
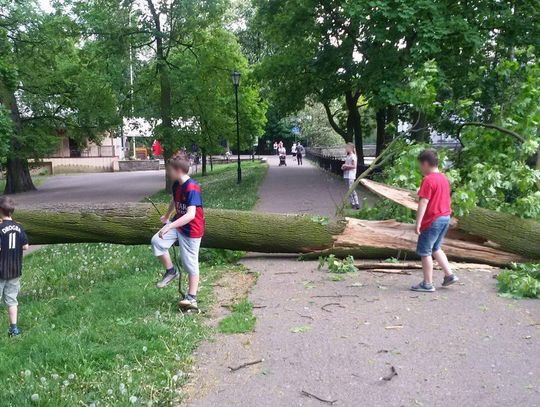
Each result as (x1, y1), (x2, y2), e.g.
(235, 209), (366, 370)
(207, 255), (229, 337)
(418, 172), (452, 231)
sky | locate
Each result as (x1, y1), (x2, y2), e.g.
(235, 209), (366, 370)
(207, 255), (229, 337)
(37, 0), (53, 13)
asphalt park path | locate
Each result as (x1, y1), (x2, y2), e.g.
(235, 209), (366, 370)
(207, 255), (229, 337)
(10, 170), (165, 206)
(188, 155), (540, 407)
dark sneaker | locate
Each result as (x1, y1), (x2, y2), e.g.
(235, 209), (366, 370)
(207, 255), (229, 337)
(411, 281), (436, 292)
(156, 270), (178, 288)
(8, 326), (21, 337)
(442, 274), (459, 287)
(178, 295), (198, 310)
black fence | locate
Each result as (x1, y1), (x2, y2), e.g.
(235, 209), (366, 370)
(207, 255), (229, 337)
(306, 149), (378, 177)
(305, 150), (345, 176)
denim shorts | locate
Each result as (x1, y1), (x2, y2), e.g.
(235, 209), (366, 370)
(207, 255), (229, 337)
(416, 216), (450, 257)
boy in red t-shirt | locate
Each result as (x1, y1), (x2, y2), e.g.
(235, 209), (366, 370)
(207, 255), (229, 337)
(412, 150), (459, 292)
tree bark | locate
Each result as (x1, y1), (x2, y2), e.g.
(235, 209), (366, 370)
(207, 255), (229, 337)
(0, 81), (36, 193)
(410, 111), (430, 143)
(147, 0), (174, 191)
(201, 149), (207, 176)
(15, 204), (528, 266)
(359, 178), (540, 259)
(5, 157), (36, 194)
(375, 108), (386, 157)
(345, 91), (364, 168)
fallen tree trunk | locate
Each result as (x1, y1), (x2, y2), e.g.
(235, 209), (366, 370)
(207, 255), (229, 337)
(360, 179), (540, 259)
(15, 204), (526, 266)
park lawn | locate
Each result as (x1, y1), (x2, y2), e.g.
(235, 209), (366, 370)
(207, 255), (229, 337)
(0, 163), (268, 406)
(147, 161), (268, 210)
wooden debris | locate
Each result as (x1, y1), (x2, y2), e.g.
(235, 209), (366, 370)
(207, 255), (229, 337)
(355, 261), (422, 270)
(366, 268), (412, 275)
(321, 303), (345, 312)
(228, 359), (264, 372)
(301, 390), (337, 405)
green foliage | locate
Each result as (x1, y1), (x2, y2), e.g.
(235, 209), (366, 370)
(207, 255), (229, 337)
(360, 136), (539, 220)
(310, 216), (329, 226)
(497, 263), (540, 299)
(199, 248), (244, 266)
(355, 200), (416, 223)
(218, 299), (256, 334)
(318, 255), (358, 274)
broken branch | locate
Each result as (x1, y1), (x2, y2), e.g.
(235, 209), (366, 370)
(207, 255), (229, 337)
(228, 359), (264, 372)
(301, 390), (338, 405)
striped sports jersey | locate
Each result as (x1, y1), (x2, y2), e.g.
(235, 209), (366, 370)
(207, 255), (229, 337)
(172, 178), (205, 238)
(0, 219), (28, 280)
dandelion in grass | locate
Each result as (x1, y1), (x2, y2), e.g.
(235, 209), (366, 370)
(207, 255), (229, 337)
(107, 389), (113, 396)
(51, 374), (59, 380)
(143, 346), (148, 353)
(40, 377), (47, 384)
(31, 394), (39, 402)
(24, 369), (31, 377)
(129, 396), (138, 404)
(63, 380), (69, 387)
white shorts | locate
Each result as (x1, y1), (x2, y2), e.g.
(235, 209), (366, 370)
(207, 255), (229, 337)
(151, 227), (202, 276)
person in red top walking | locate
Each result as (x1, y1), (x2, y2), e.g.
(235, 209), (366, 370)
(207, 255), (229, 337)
(151, 155), (205, 310)
(411, 150), (459, 292)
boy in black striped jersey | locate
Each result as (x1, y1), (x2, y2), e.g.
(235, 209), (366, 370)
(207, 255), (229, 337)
(0, 196), (29, 337)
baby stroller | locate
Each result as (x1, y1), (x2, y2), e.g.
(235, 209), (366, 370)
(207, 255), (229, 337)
(279, 153), (287, 166)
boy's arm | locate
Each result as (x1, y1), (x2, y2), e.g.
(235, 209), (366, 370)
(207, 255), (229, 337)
(160, 200), (176, 224)
(23, 244), (29, 250)
(159, 206), (196, 238)
(415, 198), (429, 234)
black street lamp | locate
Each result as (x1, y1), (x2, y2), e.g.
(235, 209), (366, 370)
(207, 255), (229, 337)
(231, 71), (241, 184)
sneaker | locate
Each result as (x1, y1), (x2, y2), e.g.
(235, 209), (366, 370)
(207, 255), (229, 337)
(178, 295), (198, 310)
(8, 326), (21, 337)
(442, 274), (459, 287)
(156, 270), (178, 288)
(411, 281), (436, 292)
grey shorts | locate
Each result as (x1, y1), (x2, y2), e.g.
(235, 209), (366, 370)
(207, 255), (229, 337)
(0, 278), (20, 307)
(151, 226), (202, 276)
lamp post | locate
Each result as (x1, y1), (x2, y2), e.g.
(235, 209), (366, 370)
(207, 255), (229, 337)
(231, 71), (241, 183)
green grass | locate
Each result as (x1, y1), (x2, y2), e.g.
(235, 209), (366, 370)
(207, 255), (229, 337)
(0, 163), (268, 406)
(147, 161), (268, 210)
(218, 299), (257, 334)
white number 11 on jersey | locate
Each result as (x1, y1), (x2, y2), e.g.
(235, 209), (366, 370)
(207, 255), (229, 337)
(8, 233), (16, 250)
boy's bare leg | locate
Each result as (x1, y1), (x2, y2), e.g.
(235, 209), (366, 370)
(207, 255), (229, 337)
(421, 256), (434, 284)
(432, 249), (453, 276)
(8, 305), (17, 325)
(158, 253), (173, 270)
(188, 275), (199, 296)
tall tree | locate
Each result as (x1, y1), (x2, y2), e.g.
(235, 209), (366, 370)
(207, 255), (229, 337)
(0, 2), (119, 193)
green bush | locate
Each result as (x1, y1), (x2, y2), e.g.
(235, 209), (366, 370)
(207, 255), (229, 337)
(497, 263), (540, 299)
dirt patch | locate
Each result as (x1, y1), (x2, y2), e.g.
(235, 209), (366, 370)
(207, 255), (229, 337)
(182, 268), (258, 403)
(206, 269), (258, 325)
